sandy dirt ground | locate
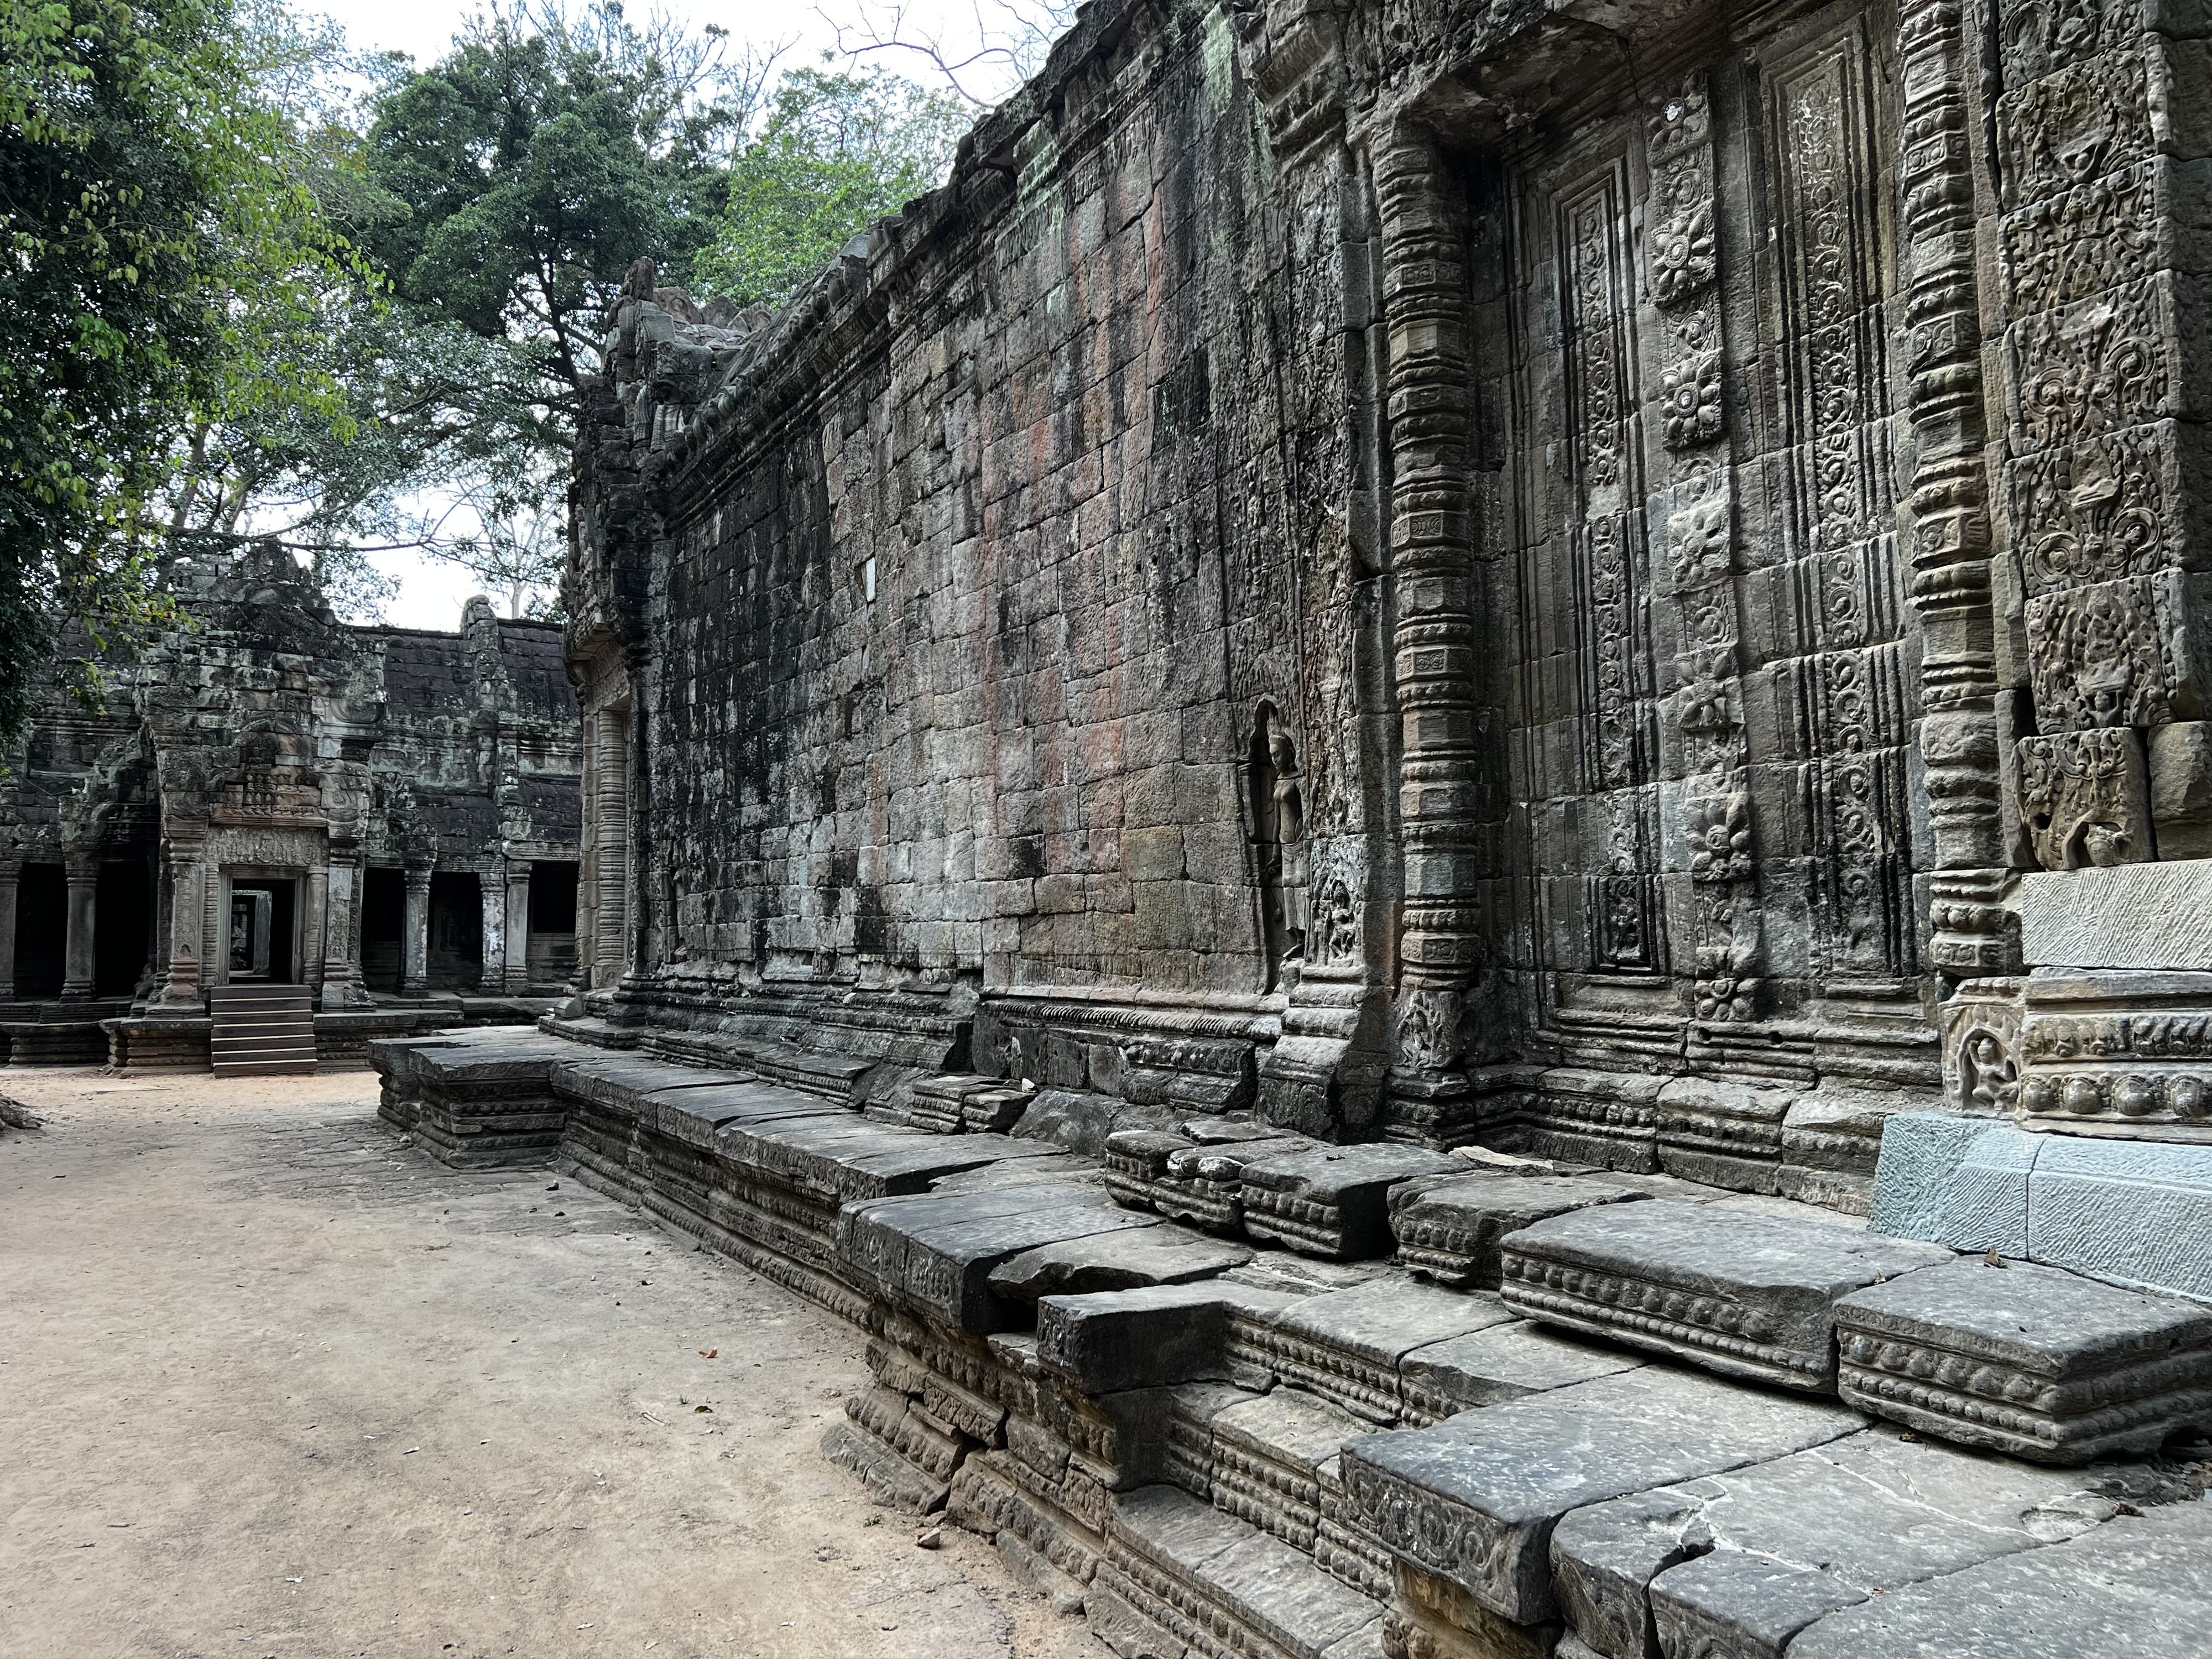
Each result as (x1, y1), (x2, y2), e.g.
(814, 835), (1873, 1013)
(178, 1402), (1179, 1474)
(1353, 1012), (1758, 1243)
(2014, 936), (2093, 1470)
(0, 1064), (1111, 1659)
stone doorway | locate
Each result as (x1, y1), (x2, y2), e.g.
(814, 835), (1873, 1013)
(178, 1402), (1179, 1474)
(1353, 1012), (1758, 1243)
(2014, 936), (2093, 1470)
(93, 859), (152, 998)
(359, 867), (405, 994)
(225, 877), (298, 983)
(13, 863), (65, 998)
(426, 872), (482, 992)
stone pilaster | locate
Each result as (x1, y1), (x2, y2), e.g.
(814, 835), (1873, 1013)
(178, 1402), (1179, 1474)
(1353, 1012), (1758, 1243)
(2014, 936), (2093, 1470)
(481, 870), (508, 992)
(320, 852), (372, 1007)
(60, 857), (96, 999)
(504, 864), (532, 993)
(0, 862), (16, 1000)
(401, 865), (431, 998)
(153, 838), (206, 1009)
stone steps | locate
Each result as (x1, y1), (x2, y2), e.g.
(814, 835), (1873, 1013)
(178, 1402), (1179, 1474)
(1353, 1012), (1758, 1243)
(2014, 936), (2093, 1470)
(372, 1031), (2212, 1659)
(208, 983), (316, 1076)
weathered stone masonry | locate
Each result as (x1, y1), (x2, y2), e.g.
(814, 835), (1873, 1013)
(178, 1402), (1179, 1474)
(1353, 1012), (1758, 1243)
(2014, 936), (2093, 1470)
(0, 541), (584, 1069)
(572, 0), (2212, 1219)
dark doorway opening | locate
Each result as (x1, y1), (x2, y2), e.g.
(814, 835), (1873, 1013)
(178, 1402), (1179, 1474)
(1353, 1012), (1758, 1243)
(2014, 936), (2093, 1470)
(361, 867), (405, 994)
(527, 860), (580, 989)
(427, 871), (482, 991)
(14, 863), (65, 998)
(227, 879), (296, 982)
(95, 858), (152, 997)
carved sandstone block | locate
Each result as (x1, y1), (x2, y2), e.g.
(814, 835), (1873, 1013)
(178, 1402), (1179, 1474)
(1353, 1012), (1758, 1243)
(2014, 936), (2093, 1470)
(1389, 1171), (1649, 1288)
(1498, 1200), (1953, 1390)
(2015, 728), (2153, 868)
(1835, 1256), (2212, 1461)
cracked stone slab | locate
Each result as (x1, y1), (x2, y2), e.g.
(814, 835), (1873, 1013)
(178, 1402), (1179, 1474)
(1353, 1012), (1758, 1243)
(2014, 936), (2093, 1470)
(1399, 1321), (1644, 1425)
(1835, 1256), (2212, 1462)
(988, 1223), (1251, 1301)
(839, 1186), (1157, 1332)
(1550, 1425), (2161, 1659)
(1390, 1171), (1650, 1288)
(1238, 1144), (1464, 1259)
(1787, 1500), (2212, 1658)
(1337, 1365), (1866, 1623)
(1499, 1199), (1954, 1390)
(1650, 1552), (1865, 1659)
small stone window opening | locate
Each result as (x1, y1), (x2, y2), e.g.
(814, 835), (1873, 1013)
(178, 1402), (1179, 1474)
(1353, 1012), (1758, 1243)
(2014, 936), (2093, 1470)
(1248, 703), (1306, 993)
(858, 554), (878, 603)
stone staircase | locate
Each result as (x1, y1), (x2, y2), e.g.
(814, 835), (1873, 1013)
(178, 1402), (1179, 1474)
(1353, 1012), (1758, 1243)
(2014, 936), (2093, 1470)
(370, 1029), (2212, 1659)
(207, 983), (317, 1076)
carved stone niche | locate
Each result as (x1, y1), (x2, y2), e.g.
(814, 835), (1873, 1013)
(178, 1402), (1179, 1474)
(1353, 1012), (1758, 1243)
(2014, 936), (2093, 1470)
(1939, 977), (2026, 1117)
(2015, 971), (2212, 1143)
(2015, 727), (2153, 869)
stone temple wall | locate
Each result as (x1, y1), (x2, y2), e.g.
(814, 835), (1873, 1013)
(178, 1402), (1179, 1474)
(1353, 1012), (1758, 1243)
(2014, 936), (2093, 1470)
(570, 0), (2212, 1225)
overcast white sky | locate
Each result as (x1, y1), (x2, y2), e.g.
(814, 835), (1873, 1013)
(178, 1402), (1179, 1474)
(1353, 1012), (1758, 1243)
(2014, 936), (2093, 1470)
(307, 0), (1036, 628)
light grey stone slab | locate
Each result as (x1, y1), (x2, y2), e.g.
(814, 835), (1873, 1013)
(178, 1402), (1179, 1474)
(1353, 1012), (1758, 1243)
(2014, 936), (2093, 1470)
(1552, 1423), (2150, 1657)
(1499, 1200), (1953, 1390)
(1400, 1322), (1645, 1424)
(1390, 1172), (1648, 1288)
(1835, 1256), (2212, 1462)
(1651, 1553), (1864, 1659)
(1933, 1129), (2039, 1255)
(1788, 1500), (2212, 1658)
(2026, 1133), (2212, 1300)
(1868, 1113), (2009, 1241)
(1335, 1366), (1866, 1623)
(2020, 862), (2212, 970)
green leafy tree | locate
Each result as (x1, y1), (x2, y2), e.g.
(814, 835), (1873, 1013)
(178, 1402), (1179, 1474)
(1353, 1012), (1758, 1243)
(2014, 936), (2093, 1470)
(693, 64), (967, 311)
(0, 0), (356, 740)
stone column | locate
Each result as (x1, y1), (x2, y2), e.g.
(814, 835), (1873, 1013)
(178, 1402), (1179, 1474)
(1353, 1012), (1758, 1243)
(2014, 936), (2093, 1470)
(302, 867), (327, 998)
(1376, 133), (1490, 1083)
(60, 857), (97, 999)
(400, 865), (431, 998)
(479, 872), (507, 992)
(591, 706), (630, 990)
(0, 863), (17, 1001)
(321, 852), (371, 1006)
(153, 841), (206, 1009)
(504, 864), (533, 992)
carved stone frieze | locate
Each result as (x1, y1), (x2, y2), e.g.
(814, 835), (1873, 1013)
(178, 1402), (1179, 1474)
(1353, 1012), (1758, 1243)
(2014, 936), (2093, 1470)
(2009, 276), (2173, 454)
(2025, 573), (2178, 730)
(2006, 424), (2176, 593)
(2016, 727), (2154, 868)
(1994, 45), (2157, 213)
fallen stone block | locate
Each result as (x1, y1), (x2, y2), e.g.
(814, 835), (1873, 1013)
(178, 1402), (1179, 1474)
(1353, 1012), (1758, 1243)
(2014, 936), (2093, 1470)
(1098, 1485), (1386, 1659)
(1209, 1387), (1369, 1551)
(841, 1186), (1158, 1333)
(1240, 1144), (1463, 1259)
(1399, 1322), (1644, 1426)
(1787, 1499), (2212, 1658)
(1834, 1256), (2212, 1462)
(989, 1224), (1251, 1301)
(1390, 1172), (1648, 1288)
(1037, 1281), (1297, 1394)
(1245, 1276), (1520, 1423)
(1499, 1199), (1953, 1390)
(1337, 1366), (1865, 1622)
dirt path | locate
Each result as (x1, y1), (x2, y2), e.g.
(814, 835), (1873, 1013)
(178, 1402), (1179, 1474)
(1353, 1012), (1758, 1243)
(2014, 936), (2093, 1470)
(0, 1066), (1108, 1659)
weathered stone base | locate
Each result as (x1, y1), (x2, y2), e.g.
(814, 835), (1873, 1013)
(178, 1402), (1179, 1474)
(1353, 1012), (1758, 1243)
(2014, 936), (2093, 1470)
(374, 1027), (2212, 1658)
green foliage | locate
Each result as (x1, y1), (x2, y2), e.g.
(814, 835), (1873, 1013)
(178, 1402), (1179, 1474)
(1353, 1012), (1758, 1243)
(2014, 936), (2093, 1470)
(0, 0), (360, 739)
(362, 1), (773, 408)
(694, 64), (967, 312)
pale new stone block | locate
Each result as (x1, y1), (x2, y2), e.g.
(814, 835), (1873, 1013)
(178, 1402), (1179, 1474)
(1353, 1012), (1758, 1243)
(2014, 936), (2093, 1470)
(2019, 861), (2212, 970)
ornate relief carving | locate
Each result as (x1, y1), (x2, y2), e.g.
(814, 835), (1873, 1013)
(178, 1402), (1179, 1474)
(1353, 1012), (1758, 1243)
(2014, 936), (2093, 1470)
(1998, 0), (2121, 85)
(2011, 278), (2170, 452)
(1995, 48), (2156, 212)
(1582, 517), (1640, 792)
(2008, 426), (2173, 592)
(2017, 727), (2154, 868)
(1687, 789), (1754, 885)
(1999, 161), (2160, 315)
(1394, 986), (1463, 1071)
(2025, 575), (2175, 729)
(1666, 493), (1733, 591)
(1661, 349), (1724, 450)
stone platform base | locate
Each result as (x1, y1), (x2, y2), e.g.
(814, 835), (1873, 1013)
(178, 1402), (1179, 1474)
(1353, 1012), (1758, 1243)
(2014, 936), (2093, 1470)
(369, 1027), (2212, 1659)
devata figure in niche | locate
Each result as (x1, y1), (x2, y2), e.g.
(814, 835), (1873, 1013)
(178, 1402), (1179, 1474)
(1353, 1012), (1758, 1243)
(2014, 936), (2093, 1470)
(1249, 705), (1306, 992)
